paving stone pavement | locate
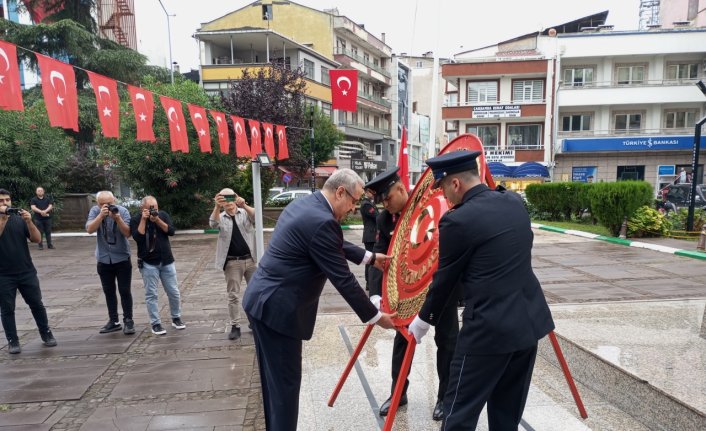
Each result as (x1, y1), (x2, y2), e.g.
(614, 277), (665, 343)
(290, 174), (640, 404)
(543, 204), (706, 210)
(0, 229), (704, 430)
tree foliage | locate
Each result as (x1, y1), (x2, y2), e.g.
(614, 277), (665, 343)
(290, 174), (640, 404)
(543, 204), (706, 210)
(588, 181), (654, 236)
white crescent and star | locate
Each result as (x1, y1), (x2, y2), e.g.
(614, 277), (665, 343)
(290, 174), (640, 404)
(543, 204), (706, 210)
(49, 70), (67, 105)
(98, 86), (112, 117)
(336, 76), (351, 96)
(167, 106), (181, 131)
(234, 121), (243, 135)
(251, 127), (259, 138)
(135, 93), (148, 121)
(193, 112), (206, 136)
(278, 130), (284, 140)
(266, 127), (273, 138)
(0, 48), (9, 85)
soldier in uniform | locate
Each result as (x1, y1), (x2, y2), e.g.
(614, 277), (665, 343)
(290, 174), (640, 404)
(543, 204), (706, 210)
(409, 151), (555, 430)
(365, 167), (459, 421)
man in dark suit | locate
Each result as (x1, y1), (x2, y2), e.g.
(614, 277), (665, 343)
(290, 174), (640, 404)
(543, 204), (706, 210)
(243, 168), (397, 431)
(409, 151), (555, 430)
(365, 167), (459, 420)
(359, 188), (379, 291)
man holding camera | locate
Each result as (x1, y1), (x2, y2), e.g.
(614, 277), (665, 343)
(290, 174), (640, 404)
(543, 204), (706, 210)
(209, 188), (256, 340)
(0, 188), (57, 354)
(86, 191), (135, 335)
(30, 186), (54, 249)
(130, 196), (185, 335)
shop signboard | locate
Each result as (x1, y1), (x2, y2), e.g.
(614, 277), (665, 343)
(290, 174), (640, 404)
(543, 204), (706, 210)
(472, 105), (521, 119)
(563, 135), (705, 152)
(484, 149), (515, 163)
(572, 166), (597, 183)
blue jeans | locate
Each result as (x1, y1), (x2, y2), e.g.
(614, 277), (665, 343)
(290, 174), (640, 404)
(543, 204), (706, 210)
(140, 262), (181, 325)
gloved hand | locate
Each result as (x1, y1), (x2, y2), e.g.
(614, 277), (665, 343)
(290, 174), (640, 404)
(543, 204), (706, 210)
(408, 315), (431, 344)
(369, 295), (382, 311)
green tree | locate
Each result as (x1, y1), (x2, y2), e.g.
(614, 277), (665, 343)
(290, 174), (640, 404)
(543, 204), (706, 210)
(99, 77), (241, 228)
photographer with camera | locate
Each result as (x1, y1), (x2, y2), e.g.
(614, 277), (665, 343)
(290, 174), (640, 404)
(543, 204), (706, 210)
(130, 196), (185, 335)
(209, 188), (256, 340)
(86, 191), (135, 335)
(0, 188), (57, 354)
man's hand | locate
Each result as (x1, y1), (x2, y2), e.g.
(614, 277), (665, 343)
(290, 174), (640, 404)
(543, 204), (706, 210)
(141, 208), (151, 220)
(408, 315), (431, 344)
(375, 312), (397, 329)
(20, 209), (32, 222)
(372, 253), (391, 272)
(370, 295), (382, 310)
(99, 204), (111, 219)
(235, 195), (246, 208)
(214, 193), (225, 207)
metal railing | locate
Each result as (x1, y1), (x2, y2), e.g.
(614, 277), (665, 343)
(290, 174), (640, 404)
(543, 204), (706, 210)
(334, 48), (390, 78)
(557, 127), (695, 137)
(338, 121), (390, 135)
(358, 92), (392, 108)
(442, 99), (546, 108)
(560, 77), (704, 89)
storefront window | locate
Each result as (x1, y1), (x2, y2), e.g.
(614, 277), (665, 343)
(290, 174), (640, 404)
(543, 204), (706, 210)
(617, 165), (645, 181)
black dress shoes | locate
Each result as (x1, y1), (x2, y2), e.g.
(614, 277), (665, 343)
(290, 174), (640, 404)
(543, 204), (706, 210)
(432, 399), (444, 421)
(379, 394), (408, 417)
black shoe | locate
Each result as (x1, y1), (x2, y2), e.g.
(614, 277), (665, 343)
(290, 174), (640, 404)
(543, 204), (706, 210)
(151, 323), (166, 335)
(171, 317), (186, 330)
(41, 331), (57, 347)
(38, 243), (44, 250)
(8, 340), (21, 354)
(228, 325), (241, 340)
(432, 399), (444, 421)
(47, 244), (55, 249)
(123, 318), (135, 335)
(99, 321), (122, 334)
(379, 394), (408, 417)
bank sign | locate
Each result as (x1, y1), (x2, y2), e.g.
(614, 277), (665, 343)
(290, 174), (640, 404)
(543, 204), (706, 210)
(472, 105), (521, 119)
(562, 135), (705, 152)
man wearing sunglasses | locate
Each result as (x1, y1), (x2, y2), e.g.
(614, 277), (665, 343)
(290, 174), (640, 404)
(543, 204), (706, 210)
(365, 168), (460, 421)
(86, 191), (135, 335)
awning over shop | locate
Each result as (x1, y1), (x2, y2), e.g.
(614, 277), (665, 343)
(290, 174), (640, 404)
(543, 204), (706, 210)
(487, 162), (514, 177)
(487, 162), (550, 178)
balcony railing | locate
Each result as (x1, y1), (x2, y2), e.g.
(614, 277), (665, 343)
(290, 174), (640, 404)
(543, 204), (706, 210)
(443, 99), (546, 108)
(559, 77), (705, 89)
(358, 92), (392, 108)
(334, 48), (390, 78)
(558, 127), (695, 137)
(338, 121), (390, 135)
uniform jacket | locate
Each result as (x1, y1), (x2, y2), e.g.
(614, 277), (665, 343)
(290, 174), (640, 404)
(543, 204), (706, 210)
(419, 184), (554, 355)
(243, 191), (378, 340)
(209, 207), (257, 270)
(368, 209), (395, 297)
(360, 197), (379, 243)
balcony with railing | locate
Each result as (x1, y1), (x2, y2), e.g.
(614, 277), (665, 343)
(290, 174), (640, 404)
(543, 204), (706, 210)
(334, 47), (390, 79)
(559, 78), (706, 106)
(557, 127), (695, 138)
(358, 92), (392, 110)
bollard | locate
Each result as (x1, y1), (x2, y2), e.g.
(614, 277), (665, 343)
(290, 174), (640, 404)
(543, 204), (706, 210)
(618, 216), (628, 240)
(697, 225), (706, 252)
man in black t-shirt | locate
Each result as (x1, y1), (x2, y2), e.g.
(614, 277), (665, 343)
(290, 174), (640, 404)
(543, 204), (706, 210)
(0, 188), (57, 354)
(130, 196), (185, 336)
(30, 186), (54, 250)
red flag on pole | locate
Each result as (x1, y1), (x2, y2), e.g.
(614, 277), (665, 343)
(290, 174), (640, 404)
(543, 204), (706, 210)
(36, 54), (78, 131)
(262, 122), (275, 159)
(86, 71), (120, 138)
(276, 124), (289, 161)
(209, 110), (230, 154)
(329, 69), (358, 112)
(248, 120), (262, 159)
(0, 41), (24, 111)
(159, 96), (189, 153)
(128, 85), (155, 142)
(398, 126), (410, 190)
(187, 104), (211, 153)
(231, 115), (250, 157)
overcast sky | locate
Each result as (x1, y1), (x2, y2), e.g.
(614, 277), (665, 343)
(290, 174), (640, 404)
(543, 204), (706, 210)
(134, 0), (642, 72)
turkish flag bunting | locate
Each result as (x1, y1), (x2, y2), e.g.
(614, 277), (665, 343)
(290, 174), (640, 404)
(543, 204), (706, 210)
(86, 71), (120, 138)
(36, 54), (78, 131)
(187, 104), (211, 153)
(398, 126), (410, 190)
(262, 122), (275, 159)
(209, 110), (229, 154)
(0, 41), (24, 111)
(248, 120), (262, 159)
(276, 125), (289, 161)
(231, 115), (250, 158)
(329, 69), (358, 112)
(128, 85), (155, 142)
(159, 96), (189, 153)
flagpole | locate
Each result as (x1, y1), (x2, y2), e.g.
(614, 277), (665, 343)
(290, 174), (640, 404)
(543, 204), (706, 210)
(310, 106), (316, 191)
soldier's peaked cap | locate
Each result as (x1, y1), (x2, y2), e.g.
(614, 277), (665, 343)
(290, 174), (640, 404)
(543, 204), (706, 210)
(364, 167), (400, 202)
(425, 150), (482, 188)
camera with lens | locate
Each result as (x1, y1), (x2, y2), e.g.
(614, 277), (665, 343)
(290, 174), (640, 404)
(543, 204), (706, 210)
(3, 207), (21, 215)
(107, 204), (120, 214)
(149, 205), (159, 217)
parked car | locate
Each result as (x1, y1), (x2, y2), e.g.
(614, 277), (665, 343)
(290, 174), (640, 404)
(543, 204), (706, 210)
(268, 189), (313, 204)
(656, 183), (706, 213)
(268, 187), (285, 199)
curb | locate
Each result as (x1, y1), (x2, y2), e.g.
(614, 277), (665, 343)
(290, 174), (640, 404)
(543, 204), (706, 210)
(531, 222), (706, 260)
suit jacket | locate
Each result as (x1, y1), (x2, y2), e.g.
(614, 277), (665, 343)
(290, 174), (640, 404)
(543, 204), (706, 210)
(360, 197), (379, 243)
(243, 191), (378, 340)
(419, 184), (554, 355)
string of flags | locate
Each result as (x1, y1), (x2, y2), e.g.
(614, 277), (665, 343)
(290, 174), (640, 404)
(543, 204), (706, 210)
(0, 40), (289, 161)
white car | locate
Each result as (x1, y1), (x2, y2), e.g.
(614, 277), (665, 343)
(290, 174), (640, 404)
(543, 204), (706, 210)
(268, 189), (313, 203)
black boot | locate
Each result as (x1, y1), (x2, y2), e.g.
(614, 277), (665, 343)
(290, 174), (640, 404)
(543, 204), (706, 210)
(379, 393), (408, 417)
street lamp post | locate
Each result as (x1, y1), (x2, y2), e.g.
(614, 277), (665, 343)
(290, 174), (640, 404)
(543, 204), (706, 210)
(158, 0), (175, 84)
(687, 81), (706, 232)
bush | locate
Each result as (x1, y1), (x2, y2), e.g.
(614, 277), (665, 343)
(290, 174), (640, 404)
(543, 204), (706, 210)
(665, 208), (706, 233)
(525, 182), (590, 221)
(627, 205), (670, 238)
(588, 181), (654, 236)
(59, 149), (113, 193)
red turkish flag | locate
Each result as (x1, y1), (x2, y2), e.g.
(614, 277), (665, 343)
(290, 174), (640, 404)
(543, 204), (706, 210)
(159, 96), (189, 153)
(276, 125), (289, 161)
(128, 85), (155, 142)
(231, 115), (250, 158)
(329, 69), (358, 112)
(262, 122), (275, 159)
(398, 126), (410, 190)
(36, 54), (78, 131)
(209, 110), (230, 154)
(86, 71), (120, 138)
(0, 41), (24, 111)
(187, 104), (211, 153)
(248, 120), (262, 159)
